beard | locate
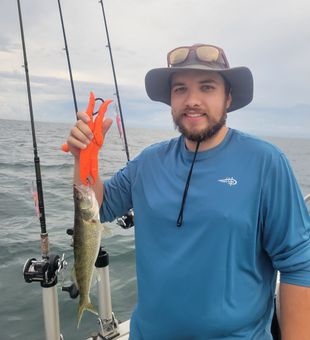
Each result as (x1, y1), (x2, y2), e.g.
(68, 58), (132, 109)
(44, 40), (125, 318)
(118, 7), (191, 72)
(172, 108), (227, 143)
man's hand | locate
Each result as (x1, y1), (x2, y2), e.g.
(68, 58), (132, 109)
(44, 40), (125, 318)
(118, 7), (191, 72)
(66, 111), (113, 159)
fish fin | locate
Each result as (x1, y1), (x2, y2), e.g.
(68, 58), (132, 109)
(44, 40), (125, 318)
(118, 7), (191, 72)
(94, 267), (102, 284)
(71, 267), (77, 286)
(101, 224), (112, 237)
(90, 268), (100, 288)
(77, 301), (98, 328)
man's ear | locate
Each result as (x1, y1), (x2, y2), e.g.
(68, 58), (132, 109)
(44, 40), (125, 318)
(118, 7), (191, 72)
(226, 93), (232, 109)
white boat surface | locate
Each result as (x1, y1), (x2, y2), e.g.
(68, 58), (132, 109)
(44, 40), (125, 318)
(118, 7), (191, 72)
(85, 319), (130, 340)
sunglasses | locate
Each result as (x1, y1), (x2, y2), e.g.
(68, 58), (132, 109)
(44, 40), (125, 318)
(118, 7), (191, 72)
(167, 44), (230, 69)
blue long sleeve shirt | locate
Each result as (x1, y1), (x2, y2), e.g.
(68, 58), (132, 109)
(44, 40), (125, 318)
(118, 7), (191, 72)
(100, 128), (310, 339)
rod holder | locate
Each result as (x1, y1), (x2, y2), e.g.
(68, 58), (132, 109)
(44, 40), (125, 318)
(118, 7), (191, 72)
(95, 248), (119, 338)
(42, 286), (63, 340)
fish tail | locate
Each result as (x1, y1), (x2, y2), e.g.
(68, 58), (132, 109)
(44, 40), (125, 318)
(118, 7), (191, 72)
(77, 301), (98, 328)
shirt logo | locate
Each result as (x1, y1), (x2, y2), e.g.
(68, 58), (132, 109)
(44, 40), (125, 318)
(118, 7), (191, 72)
(218, 177), (238, 186)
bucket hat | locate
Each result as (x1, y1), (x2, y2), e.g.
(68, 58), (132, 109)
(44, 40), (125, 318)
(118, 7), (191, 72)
(145, 44), (253, 112)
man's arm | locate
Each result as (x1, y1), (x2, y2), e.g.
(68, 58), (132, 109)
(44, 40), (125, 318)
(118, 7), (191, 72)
(280, 282), (310, 340)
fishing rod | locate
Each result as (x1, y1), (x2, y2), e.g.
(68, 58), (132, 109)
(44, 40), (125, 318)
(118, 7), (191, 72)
(57, 0), (78, 117)
(17, 0), (48, 256)
(98, 0), (130, 162)
(98, 0), (134, 229)
(17, 1), (64, 338)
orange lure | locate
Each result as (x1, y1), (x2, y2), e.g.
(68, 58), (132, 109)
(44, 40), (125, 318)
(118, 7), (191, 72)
(62, 92), (112, 185)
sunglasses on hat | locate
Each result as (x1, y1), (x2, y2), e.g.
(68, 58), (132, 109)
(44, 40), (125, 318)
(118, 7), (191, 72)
(167, 44), (230, 69)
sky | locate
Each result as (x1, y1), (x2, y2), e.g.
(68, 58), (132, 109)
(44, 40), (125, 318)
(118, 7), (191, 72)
(0, 0), (309, 137)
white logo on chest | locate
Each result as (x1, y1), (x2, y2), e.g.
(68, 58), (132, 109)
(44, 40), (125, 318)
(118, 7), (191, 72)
(218, 177), (238, 186)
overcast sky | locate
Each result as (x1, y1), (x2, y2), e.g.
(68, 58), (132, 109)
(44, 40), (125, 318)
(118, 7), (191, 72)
(0, 0), (309, 137)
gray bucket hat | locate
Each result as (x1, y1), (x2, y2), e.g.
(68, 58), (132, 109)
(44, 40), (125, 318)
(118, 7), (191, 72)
(145, 44), (253, 112)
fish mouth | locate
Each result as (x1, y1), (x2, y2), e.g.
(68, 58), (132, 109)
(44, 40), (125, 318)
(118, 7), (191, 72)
(74, 184), (90, 195)
(74, 184), (92, 202)
(74, 184), (98, 213)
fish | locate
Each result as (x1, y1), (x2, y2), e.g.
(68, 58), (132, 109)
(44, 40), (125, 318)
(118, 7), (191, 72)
(73, 184), (108, 327)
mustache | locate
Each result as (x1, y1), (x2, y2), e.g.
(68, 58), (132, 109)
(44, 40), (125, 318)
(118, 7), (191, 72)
(171, 107), (209, 116)
(184, 107), (206, 113)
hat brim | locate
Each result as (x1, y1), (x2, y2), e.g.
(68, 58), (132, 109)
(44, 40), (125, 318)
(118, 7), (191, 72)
(145, 65), (253, 112)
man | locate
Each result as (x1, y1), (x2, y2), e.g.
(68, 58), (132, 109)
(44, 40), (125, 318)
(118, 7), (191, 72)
(67, 44), (310, 339)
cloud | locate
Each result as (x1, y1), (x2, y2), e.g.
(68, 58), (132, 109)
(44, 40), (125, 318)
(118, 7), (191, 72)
(0, 0), (309, 137)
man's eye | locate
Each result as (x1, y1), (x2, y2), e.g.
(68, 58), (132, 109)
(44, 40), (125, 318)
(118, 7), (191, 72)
(173, 87), (186, 93)
(202, 85), (214, 91)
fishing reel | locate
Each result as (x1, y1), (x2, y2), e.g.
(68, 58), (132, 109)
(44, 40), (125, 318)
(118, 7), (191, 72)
(116, 209), (135, 229)
(23, 254), (66, 288)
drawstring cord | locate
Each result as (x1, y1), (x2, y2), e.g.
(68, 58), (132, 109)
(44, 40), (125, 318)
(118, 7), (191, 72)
(177, 141), (200, 227)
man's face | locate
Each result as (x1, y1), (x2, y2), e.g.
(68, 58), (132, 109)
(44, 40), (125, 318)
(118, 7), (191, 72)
(170, 70), (232, 143)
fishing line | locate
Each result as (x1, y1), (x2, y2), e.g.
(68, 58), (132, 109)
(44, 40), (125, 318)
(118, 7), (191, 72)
(17, 0), (49, 257)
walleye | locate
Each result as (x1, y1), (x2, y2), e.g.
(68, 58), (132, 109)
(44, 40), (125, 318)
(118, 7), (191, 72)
(73, 184), (108, 327)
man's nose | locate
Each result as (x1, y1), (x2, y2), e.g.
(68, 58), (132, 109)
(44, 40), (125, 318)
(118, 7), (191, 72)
(184, 89), (202, 107)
